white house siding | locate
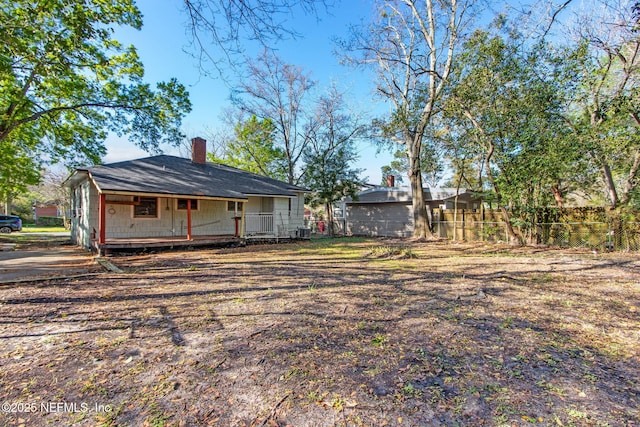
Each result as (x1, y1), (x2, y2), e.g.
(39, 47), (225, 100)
(246, 197), (266, 214)
(88, 183), (100, 244)
(103, 197), (236, 239)
(289, 193), (305, 231)
(275, 193), (309, 236)
(273, 197), (291, 237)
(71, 181), (92, 248)
(346, 203), (414, 237)
(70, 180), (97, 249)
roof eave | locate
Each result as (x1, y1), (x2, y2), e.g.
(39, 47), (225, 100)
(101, 190), (247, 201)
(62, 169), (90, 188)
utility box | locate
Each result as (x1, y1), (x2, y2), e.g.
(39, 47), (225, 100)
(296, 227), (311, 239)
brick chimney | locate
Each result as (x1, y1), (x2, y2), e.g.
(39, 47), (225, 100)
(191, 137), (207, 164)
(386, 175), (395, 187)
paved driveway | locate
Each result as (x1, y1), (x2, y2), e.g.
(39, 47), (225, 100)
(0, 237), (98, 283)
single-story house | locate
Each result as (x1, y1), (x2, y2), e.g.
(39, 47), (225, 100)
(344, 186), (481, 237)
(34, 202), (64, 225)
(34, 203), (61, 218)
(64, 137), (309, 253)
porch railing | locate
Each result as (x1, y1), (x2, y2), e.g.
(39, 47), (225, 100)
(245, 213), (274, 236)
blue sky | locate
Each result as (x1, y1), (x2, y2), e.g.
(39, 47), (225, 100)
(106, 0), (393, 185)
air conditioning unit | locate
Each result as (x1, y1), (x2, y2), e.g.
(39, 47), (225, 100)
(297, 227), (311, 239)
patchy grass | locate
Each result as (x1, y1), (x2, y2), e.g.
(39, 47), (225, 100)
(0, 238), (638, 426)
(0, 231), (69, 249)
(21, 226), (68, 233)
(364, 243), (417, 259)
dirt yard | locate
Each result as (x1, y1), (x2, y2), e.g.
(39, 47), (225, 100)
(0, 238), (638, 426)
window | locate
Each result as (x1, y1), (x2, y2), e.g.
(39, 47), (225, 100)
(227, 201), (244, 213)
(134, 197), (158, 218)
(177, 199), (198, 210)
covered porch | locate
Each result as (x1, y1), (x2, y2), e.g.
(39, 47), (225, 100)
(92, 192), (246, 253)
(91, 193), (303, 254)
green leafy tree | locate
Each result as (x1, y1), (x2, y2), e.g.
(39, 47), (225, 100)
(232, 49), (315, 184)
(209, 115), (288, 180)
(380, 138), (444, 188)
(0, 0), (191, 167)
(446, 31), (578, 244)
(380, 152), (407, 186)
(0, 145), (40, 215)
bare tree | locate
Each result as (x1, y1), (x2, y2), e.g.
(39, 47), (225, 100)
(232, 50), (316, 184)
(182, 0), (333, 74)
(176, 126), (232, 161)
(340, 0), (480, 239)
(30, 168), (71, 225)
(302, 85), (364, 235)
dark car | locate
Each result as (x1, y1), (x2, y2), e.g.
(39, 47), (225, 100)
(0, 215), (22, 233)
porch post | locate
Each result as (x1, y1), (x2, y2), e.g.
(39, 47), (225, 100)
(187, 199), (193, 240)
(241, 203), (245, 238)
(99, 193), (106, 244)
(233, 201), (239, 237)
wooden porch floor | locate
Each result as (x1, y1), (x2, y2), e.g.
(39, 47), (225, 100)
(93, 235), (243, 255)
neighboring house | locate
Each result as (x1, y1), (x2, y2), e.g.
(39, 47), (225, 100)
(34, 203), (60, 218)
(64, 138), (308, 254)
(344, 186), (481, 237)
(34, 202), (63, 225)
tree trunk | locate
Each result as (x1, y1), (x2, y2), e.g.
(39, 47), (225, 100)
(619, 147), (640, 206)
(407, 138), (430, 239)
(601, 162), (618, 209)
(325, 202), (334, 238)
(453, 171), (464, 242)
(463, 115), (521, 245)
(498, 206), (521, 244)
(551, 183), (564, 208)
(483, 144), (521, 245)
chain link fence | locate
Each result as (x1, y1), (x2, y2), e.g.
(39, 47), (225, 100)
(306, 219), (347, 237)
(435, 221), (640, 251)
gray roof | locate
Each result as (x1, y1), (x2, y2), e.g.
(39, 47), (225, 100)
(347, 187), (471, 204)
(66, 155), (307, 199)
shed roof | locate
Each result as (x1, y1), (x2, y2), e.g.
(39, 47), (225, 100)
(65, 155), (308, 199)
(346, 187), (472, 204)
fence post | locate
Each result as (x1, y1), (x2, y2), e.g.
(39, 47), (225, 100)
(462, 210), (465, 241)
